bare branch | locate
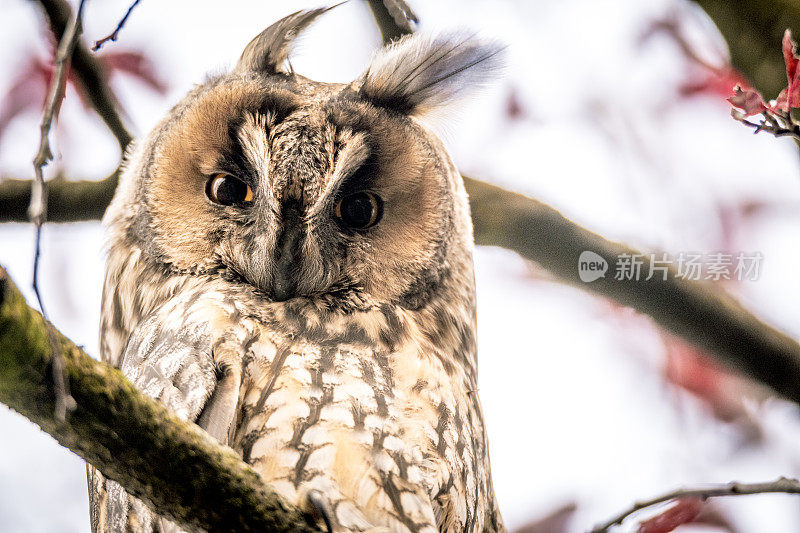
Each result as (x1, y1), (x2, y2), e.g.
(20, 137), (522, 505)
(464, 177), (800, 405)
(35, 0), (133, 150)
(364, 0), (416, 44)
(30, 0), (87, 422)
(591, 477), (800, 532)
(0, 172), (118, 222)
(92, 0), (142, 52)
(0, 266), (322, 533)
(732, 110), (800, 140)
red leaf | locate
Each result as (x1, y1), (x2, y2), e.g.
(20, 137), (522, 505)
(0, 46), (169, 148)
(0, 56), (50, 139)
(638, 498), (704, 533)
(779, 29), (800, 110)
(783, 30), (799, 84)
(680, 67), (749, 99)
(727, 85), (766, 116)
(101, 51), (168, 94)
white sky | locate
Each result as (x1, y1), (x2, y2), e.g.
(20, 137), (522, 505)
(1, 0), (800, 531)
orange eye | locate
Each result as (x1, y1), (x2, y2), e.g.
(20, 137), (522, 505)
(206, 174), (253, 206)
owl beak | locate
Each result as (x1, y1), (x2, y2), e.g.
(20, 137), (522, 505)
(271, 202), (303, 301)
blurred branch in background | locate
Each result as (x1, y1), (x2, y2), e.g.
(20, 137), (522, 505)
(34, 0), (132, 150)
(0, 171), (118, 222)
(0, 266), (321, 533)
(364, 0), (418, 42)
(591, 477), (800, 532)
(466, 178), (800, 404)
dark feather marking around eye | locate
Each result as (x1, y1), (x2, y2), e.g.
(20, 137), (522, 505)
(217, 92), (298, 183)
(257, 89), (298, 123)
(222, 118), (258, 185)
(336, 155), (380, 198)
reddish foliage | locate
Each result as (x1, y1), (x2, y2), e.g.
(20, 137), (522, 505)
(663, 340), (732, 419)
(637, 498), (704, 533)
(0, 48), (167, 143)
(729, 29), (800, 116)
(102, 51), (168, 94)
(727, 85), (766, 117)
(662, 335), (767, 429)
(681, 67), (749, 100)
(0, 56), (64, 140)
(641, 13), (751, 105)
(505, 87), (527, 120)
(776, 29), (800, 111)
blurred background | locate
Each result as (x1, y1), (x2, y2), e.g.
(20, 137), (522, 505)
(1, 0), (800, 531)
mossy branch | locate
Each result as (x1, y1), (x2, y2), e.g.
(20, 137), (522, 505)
(0, 266), (321, 533)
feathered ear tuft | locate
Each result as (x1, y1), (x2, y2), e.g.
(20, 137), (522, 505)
(235, 7), (335, 75)
(359, 33), (505, 115)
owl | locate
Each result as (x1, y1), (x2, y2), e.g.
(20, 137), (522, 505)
(90, 8), (504, 533)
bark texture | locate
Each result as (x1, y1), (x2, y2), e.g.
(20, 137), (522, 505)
(0, 267), (320, 533)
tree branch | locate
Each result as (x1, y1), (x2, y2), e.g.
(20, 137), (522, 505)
(30, 0), (87, 423)
(92, 0), (143, 52)
(464, 177), (800, 404)
(590, 477), (800, 532)
(35, 0), (133, 150)
(0, 172), (118, 222)
(0, 265), (321, 533)
(364, 0), (417, 43)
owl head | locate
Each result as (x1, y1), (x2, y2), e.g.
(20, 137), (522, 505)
(106, 8), (502, 311)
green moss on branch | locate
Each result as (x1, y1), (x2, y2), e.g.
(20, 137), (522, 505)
(0, 266), (320, 533)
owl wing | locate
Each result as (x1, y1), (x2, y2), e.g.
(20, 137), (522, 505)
(91, 301), (244, 533)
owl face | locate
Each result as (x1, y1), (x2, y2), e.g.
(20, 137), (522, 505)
(114, 9), (502, 311)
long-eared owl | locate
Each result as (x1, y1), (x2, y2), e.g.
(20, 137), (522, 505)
(91, 7), (505, 532)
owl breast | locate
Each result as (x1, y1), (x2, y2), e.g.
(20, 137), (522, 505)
(119, 277), (493, 532)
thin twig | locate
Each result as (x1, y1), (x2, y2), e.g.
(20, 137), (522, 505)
(590, 476), (800, 532)
(92, 0), (142, 52)
(30, 0), (86, 422)
(35, 0), (133, 150)
(736, 115), (800, 139)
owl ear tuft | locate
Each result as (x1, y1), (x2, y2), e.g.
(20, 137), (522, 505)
(235, 7), (335, 75)
(359, 33), (505, 116)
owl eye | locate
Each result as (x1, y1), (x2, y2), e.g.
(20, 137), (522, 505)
(335, 191), (382, 229)
(206, 174), (253, 206)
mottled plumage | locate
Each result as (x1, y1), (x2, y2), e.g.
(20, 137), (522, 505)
(91, 9), (504, 532)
